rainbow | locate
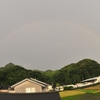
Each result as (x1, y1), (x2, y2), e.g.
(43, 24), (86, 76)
(0, 20), (100, 44)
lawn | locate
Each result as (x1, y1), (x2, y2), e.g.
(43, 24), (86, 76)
(60, 89), (100, 100)
(61, 93), (100, 100)
(59, 90), (85, 98)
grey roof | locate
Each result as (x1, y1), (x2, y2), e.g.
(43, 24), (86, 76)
(30, 78), (49, 86)
(81, 78), (97, 82)
(0, 92), (61, 100)
(11, 78), (49, 88)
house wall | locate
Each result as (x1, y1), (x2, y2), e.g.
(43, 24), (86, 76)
(0, 90), (8, 93)
(47, 85), (53, 91)
(42, 87), (48, 92)
(14, 80), (43, 93)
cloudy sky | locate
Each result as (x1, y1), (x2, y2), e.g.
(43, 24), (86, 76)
(0, 0), (100, 70)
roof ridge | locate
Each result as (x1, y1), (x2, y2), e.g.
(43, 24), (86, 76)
(30, 78), (49, 85)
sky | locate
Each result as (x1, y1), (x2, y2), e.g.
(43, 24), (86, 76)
(0, 0), (100, 71)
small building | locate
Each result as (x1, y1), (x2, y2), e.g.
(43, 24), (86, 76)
(80, 77), (99, 86)
(76, 76), (100, 88)
(9, 78), (52, 93)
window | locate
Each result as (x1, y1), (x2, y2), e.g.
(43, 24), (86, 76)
(25, 87), (35, 93)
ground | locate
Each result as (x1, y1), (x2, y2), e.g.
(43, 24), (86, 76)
(60, 84), (100, 100)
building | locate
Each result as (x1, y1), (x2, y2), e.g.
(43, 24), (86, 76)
(9, 78), (52, 93)
(75, 76), (100, 88)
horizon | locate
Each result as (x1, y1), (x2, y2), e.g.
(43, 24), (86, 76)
(1, 58), (99, 71)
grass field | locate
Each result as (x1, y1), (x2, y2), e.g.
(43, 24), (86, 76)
(60, 84), (100, 100)
(59, 90), (85, 98)
(61, 93), (100, 100)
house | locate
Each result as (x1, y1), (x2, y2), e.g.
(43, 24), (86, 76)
(80, 76), (100, 86)
(9, 78), (52, 93)
(74, 76), (100, 88)
(0, 92), (61, 100)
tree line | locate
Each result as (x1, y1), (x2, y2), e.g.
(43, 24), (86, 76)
(0, 59), (100, 87)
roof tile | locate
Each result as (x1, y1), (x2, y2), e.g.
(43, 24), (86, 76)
(0, 92), (61, 100)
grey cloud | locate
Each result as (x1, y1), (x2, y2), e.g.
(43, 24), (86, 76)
(0, 0), (100, 70)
